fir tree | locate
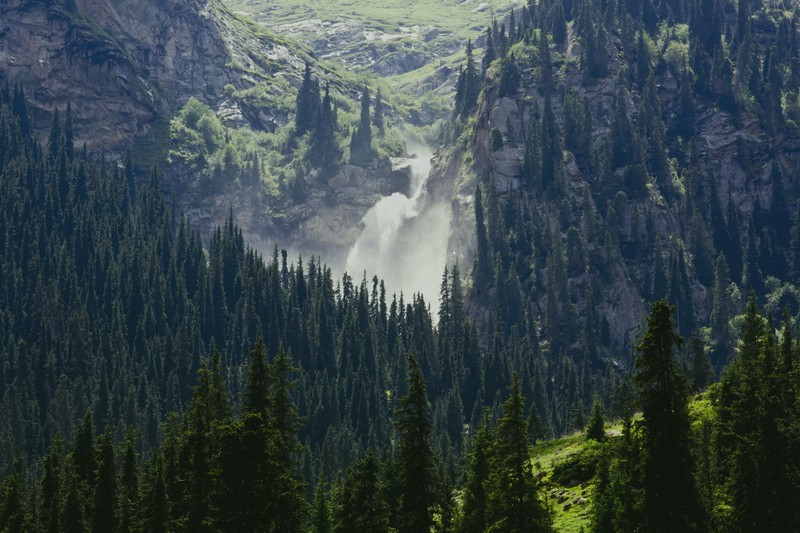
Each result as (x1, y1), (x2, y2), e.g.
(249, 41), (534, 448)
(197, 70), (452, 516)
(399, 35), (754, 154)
(485, 374), (552, 532)
(634, 301), (705, 532)
(373, 87), (384, 132)
(460, 410), (492, 533)
(349, 86), (373, 166)
(92, 429), (118, 533)
(586, 397), (606, 441)
(295, 62), (320, 137)
(396, 354), (437, 533)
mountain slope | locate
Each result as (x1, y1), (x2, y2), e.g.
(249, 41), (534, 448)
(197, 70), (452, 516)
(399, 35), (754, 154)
(0, 0), (317, 149)
(431, 3), (800, 370)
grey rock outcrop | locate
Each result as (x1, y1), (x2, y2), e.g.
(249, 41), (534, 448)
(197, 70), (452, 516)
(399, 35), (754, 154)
(0, 0), (307, 149)
(427, 24), (800, 355)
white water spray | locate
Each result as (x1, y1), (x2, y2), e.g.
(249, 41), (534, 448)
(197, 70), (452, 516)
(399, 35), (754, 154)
(346, 146), (451, 317)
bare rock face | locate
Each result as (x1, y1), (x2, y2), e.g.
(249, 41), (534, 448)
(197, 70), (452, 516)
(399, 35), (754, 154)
(0, 0), (303, 149)
(427, 26), (800, 356)
(0, 0), (397, 259)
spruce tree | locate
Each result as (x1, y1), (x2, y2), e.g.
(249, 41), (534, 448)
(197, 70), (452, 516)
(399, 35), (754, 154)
(92, 429), (118, 533)
(586, 397), (606, 441)
(333, 450), (388, 532)
(460, 39), (480, 118)
(485, 374), (552, 532)
(460, 410), (492, 533)
(395, 354), (437, 533)
(634, 301), (705, 532)
(349, 86), (373, 166)
(373, 87), (384, 132)
(295, 62), (320, 137)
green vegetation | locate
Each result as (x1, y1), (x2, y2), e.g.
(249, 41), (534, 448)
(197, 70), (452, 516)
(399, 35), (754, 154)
(227, 0), (518, 70)
(5, 0), (800, 526)
(168, 97), (289, 196)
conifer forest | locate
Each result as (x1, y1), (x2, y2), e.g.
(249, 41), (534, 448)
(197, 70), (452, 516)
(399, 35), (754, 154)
(2, 0), (800, 529)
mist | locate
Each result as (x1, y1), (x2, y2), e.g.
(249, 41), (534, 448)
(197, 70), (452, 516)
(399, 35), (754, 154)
(346, 145), (452, 318)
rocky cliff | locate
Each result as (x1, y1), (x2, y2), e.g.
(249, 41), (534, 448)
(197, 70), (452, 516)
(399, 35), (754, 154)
(428, 13), (800, 362)
(0, 0), (419, 261)
(0, 0), (316, 148)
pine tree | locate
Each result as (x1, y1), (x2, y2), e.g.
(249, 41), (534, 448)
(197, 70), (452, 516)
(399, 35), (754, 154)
(184, 356), (229, 531)
(473, 185), (493, 293)
(349, 86), (373, 166)
(48, 108), (61, 160)
(72, 411), (96, 488)
(244, 338), (270, 416)
(311, 478), (331, 533)
(538, 34), (554, 94)
(92, 429), (118, 533)
(590, 449), (614, 532)
(482, 27), (496, 75)
(62, 468), (86, 533)
(690, 336), (713, 391)
(308, 83), (341, 174)
(295, 62), (320, 137)
(41, 440), (62, 533)
(460, 39), (481, 118)
(540, 95), (560, 193)
(497, 53), (520, 98)
(140, 458), (167, 533)
(552, 2), (568, 47)
(0, 458), (28, 533)
(373, 87), (384, 132)
(522, 111), (542, 189)
(634, 301), (705, 532)
(64, 100), (74, 161)
(611, 89), (636, 169)
(716, 295), (800, 532)
(586, 397), (606, 441)
(396, 354), (437, 533)
(485, 374), (552, 532)
(460, 410), (492, 533)
(333, 450), (388, 532)
(675, 68), (696, 140)
(119, 430), (139, 533)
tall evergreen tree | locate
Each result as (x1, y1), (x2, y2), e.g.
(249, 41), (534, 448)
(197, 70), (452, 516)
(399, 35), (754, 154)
(485, 374), (552, 532)
(333, 450), (389, 532)
(349, 87), (373, 166)
(92, 429), (118, 533)
(295, 62), (320, 137)
(634, 301), (705, 532)
(395, 354), (437, 533)
(373, 87), (384, 132)
(460, 410), (492, 533)
(459, 39), (481, 118)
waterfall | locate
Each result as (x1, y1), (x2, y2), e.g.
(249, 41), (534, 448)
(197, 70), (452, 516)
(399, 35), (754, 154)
(345, 146), (451, 317)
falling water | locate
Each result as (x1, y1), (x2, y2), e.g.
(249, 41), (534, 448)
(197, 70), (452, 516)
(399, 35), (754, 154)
(345, 146), (452, 317)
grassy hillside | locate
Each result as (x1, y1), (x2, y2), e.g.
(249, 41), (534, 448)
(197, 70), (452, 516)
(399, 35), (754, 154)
(226, 0), (519, 81)
(534, 391), (714, 532)
(533, 431), (596, 532)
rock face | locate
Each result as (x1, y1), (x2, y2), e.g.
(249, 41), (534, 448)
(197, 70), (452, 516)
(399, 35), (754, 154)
(169, 152), (402, 269)
(0, 0), (306, 149)
(0, 0), (406, 261)
(428, 25), (800, 356)
(273, 18), (433, 77)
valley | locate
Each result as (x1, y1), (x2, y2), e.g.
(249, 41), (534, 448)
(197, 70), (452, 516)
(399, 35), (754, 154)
(1, 0), (800, 529)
